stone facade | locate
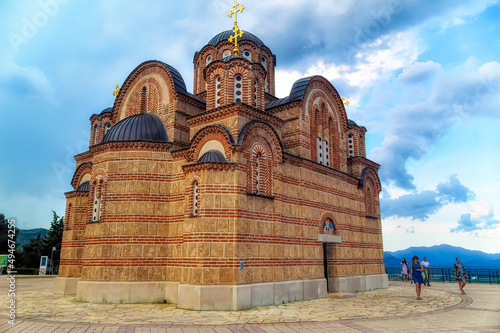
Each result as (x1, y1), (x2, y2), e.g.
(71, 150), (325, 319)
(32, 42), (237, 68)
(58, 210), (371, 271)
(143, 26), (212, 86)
(55, 30), (387, 310)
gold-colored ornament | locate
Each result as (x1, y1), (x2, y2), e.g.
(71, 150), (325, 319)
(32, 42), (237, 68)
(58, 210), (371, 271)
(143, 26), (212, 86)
(341, 97), (350, 106)
(227, 1), (245, 56)
(112, 84), (120, 99)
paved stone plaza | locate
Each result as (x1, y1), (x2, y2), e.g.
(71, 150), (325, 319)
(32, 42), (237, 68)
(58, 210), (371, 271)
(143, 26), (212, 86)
(1, 277), (499, 332)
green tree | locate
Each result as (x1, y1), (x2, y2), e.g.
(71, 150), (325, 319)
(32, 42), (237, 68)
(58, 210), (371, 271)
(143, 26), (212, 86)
(0, 213), (20, 254)
(19, 234), (44, 268)
(42, 211), (64, 273)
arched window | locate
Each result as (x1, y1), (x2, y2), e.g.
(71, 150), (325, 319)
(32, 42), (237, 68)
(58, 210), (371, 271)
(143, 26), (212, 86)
(255, 154), (261, 194)
(261, 56), (266, 68)
(104, 123), (111, 135)
(92, 183), (102, 222)
(223, 50), (231, 58)
(234, 75), (242, 103)
(141, 86), (147, 113)
(214, 76), (221, 108)
(348, 134), (354, 157)
(247, 143), (272, 197)
(93, 124), (99, 145)
(192, 181), (199, 216)
(242, 50), (251, 60)
(254, 79), (258, 106)
(206, 54), (212, 65)
(66, 204), (72, 230)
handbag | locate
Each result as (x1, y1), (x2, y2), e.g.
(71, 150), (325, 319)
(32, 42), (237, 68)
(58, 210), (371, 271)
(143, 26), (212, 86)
(421, 271), (426, 279)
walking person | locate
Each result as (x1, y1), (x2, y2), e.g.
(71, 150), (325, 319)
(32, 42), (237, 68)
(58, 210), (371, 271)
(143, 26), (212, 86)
(410, 255), (424, 300)
(454, 257), (468, 295)
(401, 258), (408, 282)
(421, 257), (431, 286)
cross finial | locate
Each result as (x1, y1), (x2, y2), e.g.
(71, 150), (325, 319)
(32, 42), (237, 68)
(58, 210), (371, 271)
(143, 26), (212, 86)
(112, 84), (120, 99)
(341, 97), (350, 106)
(227, 1), (244, 25)
(229, 26), (245, 56)
(227, 1), (245, 56)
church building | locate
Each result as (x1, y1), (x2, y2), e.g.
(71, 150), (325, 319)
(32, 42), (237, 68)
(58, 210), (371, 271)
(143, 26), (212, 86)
(56, 4), (387, 310)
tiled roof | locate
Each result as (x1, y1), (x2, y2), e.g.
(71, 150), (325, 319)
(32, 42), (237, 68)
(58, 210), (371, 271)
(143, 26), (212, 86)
(207, 30), (265, 47)
(76, 181), (90, 192)
(197, 150), (227, 163)
(103, 112), (168, 143)
(265, 76), (314, 110)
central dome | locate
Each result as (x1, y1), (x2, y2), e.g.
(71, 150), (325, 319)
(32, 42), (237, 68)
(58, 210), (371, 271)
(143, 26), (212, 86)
(103, 112), (168, 143)
(207, 30), (265, 47)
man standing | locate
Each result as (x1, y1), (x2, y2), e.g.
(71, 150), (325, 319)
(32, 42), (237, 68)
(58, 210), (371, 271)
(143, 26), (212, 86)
(421, 257), (431, 286)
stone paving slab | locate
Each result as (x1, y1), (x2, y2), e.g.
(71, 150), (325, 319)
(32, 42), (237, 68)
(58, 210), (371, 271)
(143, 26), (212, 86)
(0, 278), (499, 332)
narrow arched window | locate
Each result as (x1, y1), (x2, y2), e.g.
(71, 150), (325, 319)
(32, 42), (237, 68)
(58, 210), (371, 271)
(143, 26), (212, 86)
(93, 124), (99, 145)
(255, 154), (261, 194)
(254, 79), (258, 107)
(104, 123), (111, 135)
(234, 75), (242, 103)
(66, 204), (72, 230)
(141, 86), (147, 113)
(215, 76), (221, 108)
(92, 183), (101, 222)
(223, 49), (231, 58)
(206, 54), (212, 65)
(192, 181), (199, 216)
(261, 56), (267, 68)
(348, 134), (354, 157)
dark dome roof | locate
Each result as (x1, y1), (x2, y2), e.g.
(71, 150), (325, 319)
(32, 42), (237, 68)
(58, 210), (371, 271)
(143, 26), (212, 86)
(222, 55), (247, 63)
(76, 181), (90, 192)
(208, 30), (265, 47)
(348, 119), (358, 126)
(100, 107), (112, 114)
(197, 150), (227, 163)
(103, 112), (168, 143)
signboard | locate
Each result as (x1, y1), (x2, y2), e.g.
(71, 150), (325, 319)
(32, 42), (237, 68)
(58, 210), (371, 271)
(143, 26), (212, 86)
(39, 256), (48, 275)
(0, 255), (7, 267)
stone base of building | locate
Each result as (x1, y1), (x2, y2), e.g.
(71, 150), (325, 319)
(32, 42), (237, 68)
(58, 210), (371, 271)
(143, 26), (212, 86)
(54, 277), (80, 295)
(176, 278), (327, 310)
(70, 278), (327, 309)
(76, 281), (167, 303)
(328, 274), (388, 293)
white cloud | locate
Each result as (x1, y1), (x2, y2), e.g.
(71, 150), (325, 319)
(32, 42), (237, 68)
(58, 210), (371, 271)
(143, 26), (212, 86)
(397, 61), (442, 83)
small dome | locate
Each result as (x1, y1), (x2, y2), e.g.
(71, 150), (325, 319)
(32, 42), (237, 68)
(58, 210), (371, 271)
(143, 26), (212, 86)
(197, 150), (227, 163)
(103, 112), (168, 143)
(76, 181), (90, 192)
(207, 30), (265, 47)
(348, 119), (358, 126)
(100, 107), (112, 114)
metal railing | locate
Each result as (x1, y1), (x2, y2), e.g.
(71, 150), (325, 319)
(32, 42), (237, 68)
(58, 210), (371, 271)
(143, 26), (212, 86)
(385, 267), (500, 284)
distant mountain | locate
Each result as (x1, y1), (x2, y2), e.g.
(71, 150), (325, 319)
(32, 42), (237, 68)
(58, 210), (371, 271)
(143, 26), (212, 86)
(16, 228), (49, 247)
(384, 244), (500, 269)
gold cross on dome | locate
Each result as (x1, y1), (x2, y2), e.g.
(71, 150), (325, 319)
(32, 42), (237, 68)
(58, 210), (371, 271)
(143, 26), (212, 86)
(227, 1), (245, 25)
(341, 97), (350, 106)
(229, 26), (245, 56)
(112, 84), (120, 99)
(227, 2), (245, 56)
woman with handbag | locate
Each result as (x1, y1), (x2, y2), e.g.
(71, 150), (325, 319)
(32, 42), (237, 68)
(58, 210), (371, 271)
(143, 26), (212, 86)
(454, 257), (467, 295)
(410, 255), (424, 300)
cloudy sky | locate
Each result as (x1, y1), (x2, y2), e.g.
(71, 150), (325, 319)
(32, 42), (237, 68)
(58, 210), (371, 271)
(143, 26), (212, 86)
(1, 0), (499, 253)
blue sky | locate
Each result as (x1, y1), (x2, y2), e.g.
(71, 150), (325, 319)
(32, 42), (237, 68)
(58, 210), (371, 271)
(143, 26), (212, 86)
(1, 0), (499, 253)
